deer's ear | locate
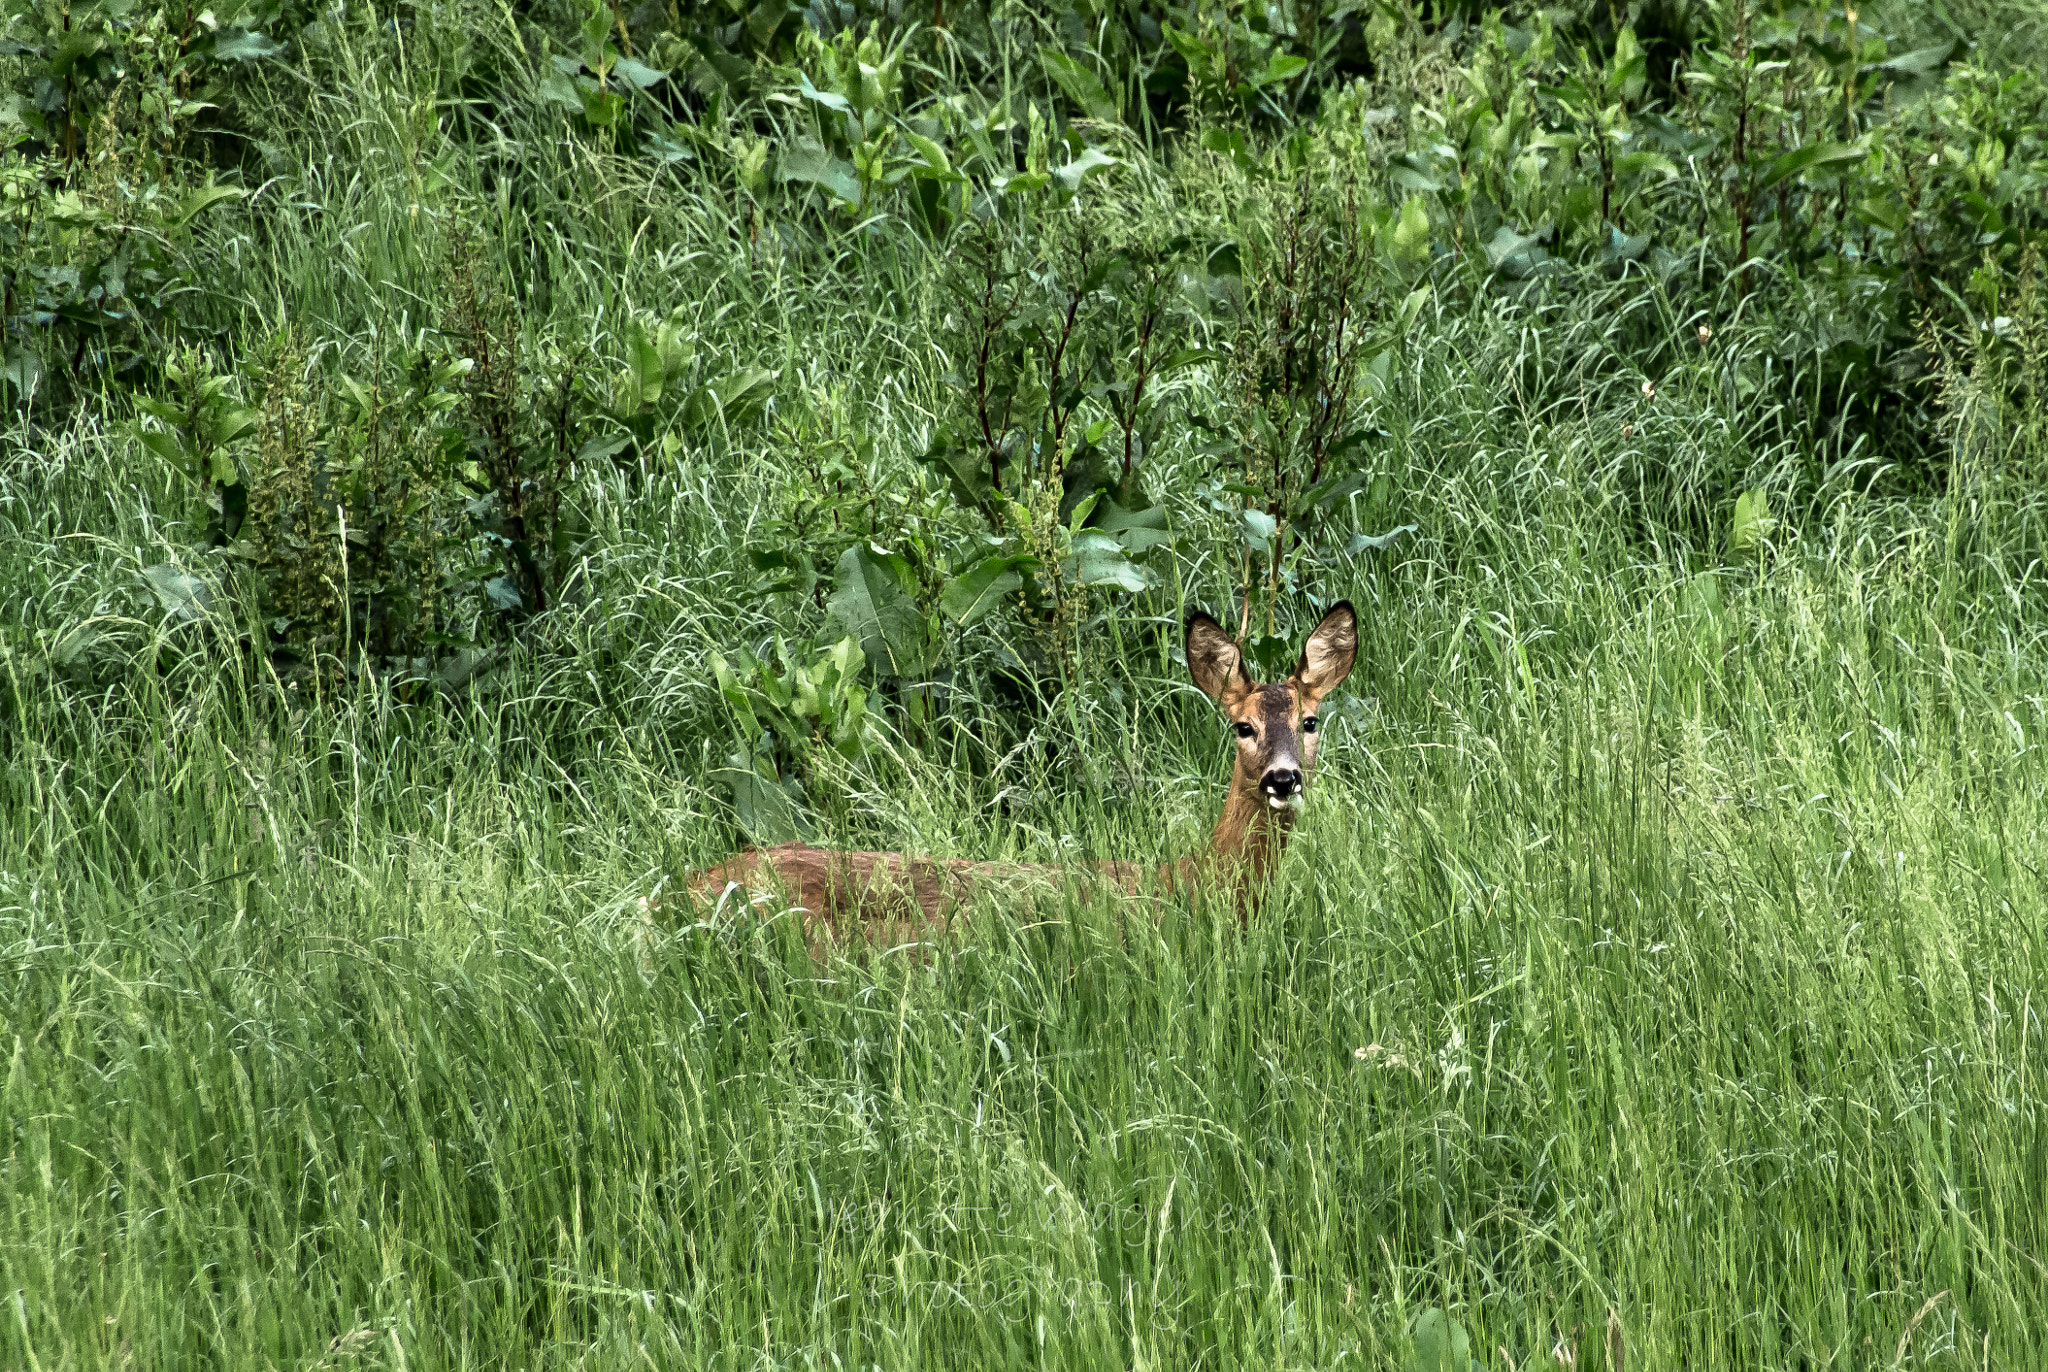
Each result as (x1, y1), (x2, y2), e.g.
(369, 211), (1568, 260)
(1186, 612), (1251, 705)
(1293, 601), (1358, 705)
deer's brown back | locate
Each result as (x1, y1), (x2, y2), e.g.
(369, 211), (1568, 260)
(686, 841), (1160, 951)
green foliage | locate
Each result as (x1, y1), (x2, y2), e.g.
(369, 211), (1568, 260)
(0, 0), (283, 158)
(152, 242), (598, 674)
(711, 634), (869, 840)
(1730, 484), (1773, 555)
(610, 304), (777, 447)
(134, 348), (259, 547)
(1165, 3), (1315, 121)
(536, 0), (671, 142)
(1406, 1307), (1484, 1372)
(8, 2), (2048, 1360)
(828, 542), (929, 678)
(0, 0), (280, 396)
(1222, 165), (1391, 638)
(899, 201), (1197, 678)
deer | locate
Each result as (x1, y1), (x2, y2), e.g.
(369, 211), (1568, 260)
(670, 602), (1358, 953)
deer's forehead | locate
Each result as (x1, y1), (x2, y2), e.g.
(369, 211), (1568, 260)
(1229, 683), (1300, 724)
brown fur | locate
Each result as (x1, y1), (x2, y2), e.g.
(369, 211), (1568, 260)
(675, 603), (1358, 955)
(685, 842), (1160, 954)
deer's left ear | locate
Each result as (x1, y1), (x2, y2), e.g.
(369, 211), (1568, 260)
(1293, 601), (1358, 705)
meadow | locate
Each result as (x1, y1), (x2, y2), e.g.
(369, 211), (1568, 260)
(3, 0), (2047, 1366)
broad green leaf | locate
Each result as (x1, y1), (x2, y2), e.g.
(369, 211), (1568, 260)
(213, 409), (261, 445)
(1241, 509), (1277, 550)
(1347, 523), (1419, 554)
(1388, 165), (1444, 191)
(578, 432), (633, 463)
(742, 0), (789, 47)
(1066, 532), (1145, 593)
(433, 648), (497, 691)
(1389, 154), (1445, 192)
(138, 429), (195, 474)
(538, 71), (584, 111)
(48, 622), (102, 668)
(1482, 223), (1540, 268)
(1400, 283), (1432, 328)
(779, 140), (861, 205)
(713, 366), (776, 420)
(1731, 487), (1774, 553)
(484, 576), (524, 611)
(611, 56), (667, 89)
(578, 9), (616, 71)
(1601, 224), (1651, 262)
(1092, 499), (1169, 554)
(1055, 146), (1118, 191)
(1855, 197), (1905, 232)
(1200, 127), (1262, 176)
(1393, 197), (1431, 262)
(1, 351), (42, 396)
(917, 436), (993, 510)
(941, 554), (1035, 625)
(1064, 490), (1101, 534)
(168, 185), (244, 229)
(821, 635), (865, 686)
(710, 651), (764, 740)
(1303, 471), (1370, 511)
(715, 754), (807, 843)
(577, 85), (626, 129)
(1155, 348), (1221, 375)
(211, 28), (283, 60)
(1615, 149), (1677, 181)
(797, 71), (851, 113)
(1163, 24), (1208, 67)
(48, 28), (103, 76)
(141, 565), (214, 623)
(1038, 46), (1119, 123)
(1758, 141), (1865, 193)
(828, 545), (926, 677)
(902, 130), (954, 178)
(621, 324), (665, 409)
(1875, 42), (1952, 77)
(1404, 1308), (1472, 1372)
(134, 397), (188, 425)
(681, 366), (778, 429)
(1255, 51), (1308, 86)
(1201, 127), (1250, 159)
(1364, 349), (1393, 394)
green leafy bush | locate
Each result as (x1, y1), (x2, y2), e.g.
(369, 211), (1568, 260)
(0, 0), (284, 398)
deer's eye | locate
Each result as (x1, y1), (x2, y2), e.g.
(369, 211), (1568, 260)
(1234, 722), (1256, 739)
(1302, 717), (1318, 733)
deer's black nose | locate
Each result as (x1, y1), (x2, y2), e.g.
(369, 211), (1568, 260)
(1261, 767), (1302, 797)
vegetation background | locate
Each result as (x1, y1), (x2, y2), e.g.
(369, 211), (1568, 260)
(3, 0), (2047, 1365)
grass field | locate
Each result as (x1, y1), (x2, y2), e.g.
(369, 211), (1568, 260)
(5, 3), (2048, 1367)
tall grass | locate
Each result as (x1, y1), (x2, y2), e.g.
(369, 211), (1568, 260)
(4, 9), (2048, 1368)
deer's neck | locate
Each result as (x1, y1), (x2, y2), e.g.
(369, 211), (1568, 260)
(1207, 769), (1296, 890)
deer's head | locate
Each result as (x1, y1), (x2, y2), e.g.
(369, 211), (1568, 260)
(1186, 603), (1359, 813)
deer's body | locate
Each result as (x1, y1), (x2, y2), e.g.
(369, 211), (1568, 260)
(680, 604), (1357, 952)
(685, 843), (1153, 947)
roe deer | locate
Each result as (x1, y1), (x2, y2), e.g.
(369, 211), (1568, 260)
(676, 602), (1357, 951)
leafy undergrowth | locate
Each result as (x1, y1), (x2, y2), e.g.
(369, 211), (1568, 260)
(9, 306), (2048, 1362)
(5, 0), (2048, 1367)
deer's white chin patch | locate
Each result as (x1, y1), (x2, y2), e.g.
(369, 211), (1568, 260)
(1268, 793), (1305, 812)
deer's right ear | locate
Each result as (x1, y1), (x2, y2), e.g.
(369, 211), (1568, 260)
(1186, 612), (1251, 705)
